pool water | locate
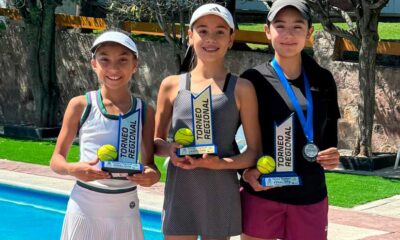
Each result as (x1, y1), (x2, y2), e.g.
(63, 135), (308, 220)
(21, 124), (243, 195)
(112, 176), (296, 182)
(0, 183), (163, 239)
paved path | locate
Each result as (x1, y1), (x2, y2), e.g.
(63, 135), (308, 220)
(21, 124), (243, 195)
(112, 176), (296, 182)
(1, 159), (399, 240)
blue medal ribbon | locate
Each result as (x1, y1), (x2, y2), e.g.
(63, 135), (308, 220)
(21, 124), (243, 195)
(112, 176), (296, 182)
(271, 58), (314, 143)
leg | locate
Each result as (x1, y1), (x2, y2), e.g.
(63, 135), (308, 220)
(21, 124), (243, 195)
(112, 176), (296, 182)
(286, 197), (329, 240)
(201, 237), (229, 240)
(240, 189), (285, 240)
(241, 233), (279, 240)
(165, 236), (197, 240)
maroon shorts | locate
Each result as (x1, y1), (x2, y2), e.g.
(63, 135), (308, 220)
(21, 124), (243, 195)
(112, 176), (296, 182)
(241, 189), (328, 240)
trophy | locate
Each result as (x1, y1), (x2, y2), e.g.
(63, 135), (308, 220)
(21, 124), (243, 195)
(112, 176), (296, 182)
(259, 58), (319, 186)
(176, 86), (218, 157)
(101, 109), (143, 179)
(259, 114), (302, 187)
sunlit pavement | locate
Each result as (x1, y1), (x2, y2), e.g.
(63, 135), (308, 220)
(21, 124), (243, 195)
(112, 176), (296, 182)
(1, 159), (399, 240)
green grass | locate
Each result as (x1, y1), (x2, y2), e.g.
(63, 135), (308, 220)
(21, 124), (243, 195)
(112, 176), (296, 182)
(0, 137), (79, 165)
(326, 172), (400, 208)
(131, 34), (167, 42)
(1, 136), (399, 207)
(0, 136), (167, 182)
(238, 22), (400, 40)
(238, 23), (265, 32)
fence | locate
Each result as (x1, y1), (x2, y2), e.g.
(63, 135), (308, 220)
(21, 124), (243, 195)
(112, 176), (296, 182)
(1, 7), (400, 56)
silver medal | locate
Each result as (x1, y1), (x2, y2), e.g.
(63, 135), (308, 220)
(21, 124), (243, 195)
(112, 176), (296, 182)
(303, 143), (319, 162)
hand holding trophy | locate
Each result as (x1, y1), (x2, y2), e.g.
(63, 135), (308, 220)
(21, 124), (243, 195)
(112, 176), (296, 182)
(258, 58), (320, 187)
(258, 114), (302, 187)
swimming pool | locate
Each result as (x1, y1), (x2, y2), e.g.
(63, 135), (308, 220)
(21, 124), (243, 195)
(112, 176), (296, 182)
(0, 182), (163, 239)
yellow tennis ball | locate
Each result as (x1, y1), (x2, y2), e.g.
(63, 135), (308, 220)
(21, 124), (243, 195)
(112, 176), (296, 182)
(97, 144), (118, 161)
(174, 128), (194, 146)
(257, 156), (276, 174)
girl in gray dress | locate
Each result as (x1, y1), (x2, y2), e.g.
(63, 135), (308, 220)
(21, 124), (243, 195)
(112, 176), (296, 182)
(154, 3), (261, 240)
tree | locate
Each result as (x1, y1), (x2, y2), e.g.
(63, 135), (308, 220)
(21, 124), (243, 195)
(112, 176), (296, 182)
(306, 0), (389, 157)
(131, 0), (220, 70)
(76, 0), (107, 33)
(12, 0), (62, 127)
(9, 0), (233, 127)
(10, 0), (133, 127)
(103, 0), (235, 69)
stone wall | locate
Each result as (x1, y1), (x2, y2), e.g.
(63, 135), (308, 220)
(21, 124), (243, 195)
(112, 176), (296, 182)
(54, 30), (180, 118)
(54, 29), (266, 118)
(0, 24), (399, 152)
(314, 32), (400, 152)
(0, 25), (31, 125)
(0, 24), (266, 126)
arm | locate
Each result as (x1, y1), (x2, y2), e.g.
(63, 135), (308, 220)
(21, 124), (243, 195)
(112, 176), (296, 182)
(181, 78), (262, 170)
(127, 105), (161, 186)
(234, 77), (263, 168)
(50, 96), (109, 182)
(239, 69), (278, 191)
(154, 76), (187, 165)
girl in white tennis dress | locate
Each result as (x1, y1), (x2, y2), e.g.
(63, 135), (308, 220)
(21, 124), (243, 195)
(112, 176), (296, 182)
(50, 31), (160, 240)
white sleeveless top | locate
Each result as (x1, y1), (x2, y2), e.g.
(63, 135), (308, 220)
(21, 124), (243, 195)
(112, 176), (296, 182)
(78, 90), (144, 190)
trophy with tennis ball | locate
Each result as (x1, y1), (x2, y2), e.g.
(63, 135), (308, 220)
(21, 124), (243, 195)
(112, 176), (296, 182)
(259, 114), (301, 187)
(100, 105), (143, 179)
(176, 86), (218, 157)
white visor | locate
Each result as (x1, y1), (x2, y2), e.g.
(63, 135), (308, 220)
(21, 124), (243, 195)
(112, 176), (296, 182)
(91, 31), (138, 58)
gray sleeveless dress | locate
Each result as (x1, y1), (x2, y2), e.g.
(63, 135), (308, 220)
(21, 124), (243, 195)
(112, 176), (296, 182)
(162, 73), (242, 238)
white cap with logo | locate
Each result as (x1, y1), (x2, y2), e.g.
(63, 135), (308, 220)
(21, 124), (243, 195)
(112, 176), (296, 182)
(189, 3), (235, 30)
(91, 31), (139, 58)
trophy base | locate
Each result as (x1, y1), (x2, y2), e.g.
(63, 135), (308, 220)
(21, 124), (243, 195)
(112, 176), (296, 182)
(176, 144), (218, 157)
(260, 172), (302, 187)
(101, 161), (143, 180)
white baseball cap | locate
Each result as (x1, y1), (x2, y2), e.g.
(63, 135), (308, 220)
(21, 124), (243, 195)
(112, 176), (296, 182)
(91, 31), (139, 58)
(189, 3), (235, 30)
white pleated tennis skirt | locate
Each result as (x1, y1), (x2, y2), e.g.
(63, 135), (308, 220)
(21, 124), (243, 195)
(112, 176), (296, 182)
(61, 184), (144, 240)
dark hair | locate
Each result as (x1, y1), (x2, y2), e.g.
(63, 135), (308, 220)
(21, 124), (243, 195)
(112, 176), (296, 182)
(179, 45), (196, 73)
(266, 6), (313, 29)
